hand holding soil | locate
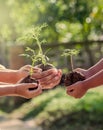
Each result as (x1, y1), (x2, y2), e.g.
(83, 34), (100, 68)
(59, 49), (86, 86)
(15, 83), (42, 99)
(17, 65), (42, 82)
(19, 65), (62, 90)
(66, 81), (88, 98)
(18, 24), (62, 91)
(18, 25), (85, 94)
(32, 68), (62, 89)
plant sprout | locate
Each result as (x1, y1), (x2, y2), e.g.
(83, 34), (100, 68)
(62, 49), (80, 71)
(19, 23), (50, 75)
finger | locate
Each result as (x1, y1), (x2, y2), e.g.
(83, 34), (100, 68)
(22, 65), (42, 73)
(32, 68), (58, 79)
(32, 67), (42, 73)
(21, 65), (32, 72)
(66, 89), (75, 97)
(39, 73), (58, 83)
(66, 85), (74, 91)
(29, 84), (42, 96)
(74, 68), (81, 72)
(40, 74), (59, 85)
(41, 76), (61, 89)
(66, 85), (75, 94)
(58, 69), (62, 75)
(39, 69), (61, 83)
(25, 83), (38, 89)
(57, 69), (62, 78)
(42, 83), (56, 89)
(40, 68), (58, 78)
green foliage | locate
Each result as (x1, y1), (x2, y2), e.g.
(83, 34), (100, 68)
(0, 0), (103, 43)
(62, 49), (80, 71)
(62, 49), (80, 57)
(19, 24), (49, 75)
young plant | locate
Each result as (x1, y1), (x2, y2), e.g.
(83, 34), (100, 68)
(62, 49), (79, 72)
(59, 48), (85, 86)
(19, 23), (50, 76)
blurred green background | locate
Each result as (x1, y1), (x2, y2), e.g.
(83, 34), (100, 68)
(0, 0), (103, 130)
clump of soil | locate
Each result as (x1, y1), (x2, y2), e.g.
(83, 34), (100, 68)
(18, 75), (38, 90)
(59, 71), (85, 86)
(36, 63), (55, 71)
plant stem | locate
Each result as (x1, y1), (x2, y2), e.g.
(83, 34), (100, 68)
(30, 58), (35, 76)
(36, 37), (43, 54)
(70, 55), (74, 72)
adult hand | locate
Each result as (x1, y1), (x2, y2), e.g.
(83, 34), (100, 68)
(74, 68), (89, 79)
(18, 65), (42, 80)
(32, 68), (62, 89)
(66, 81), (88, 98)
(16, 83), (42, 99)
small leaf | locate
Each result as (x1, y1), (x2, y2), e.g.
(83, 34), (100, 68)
(62, 49), (80, 57)
(19, 54), (31, 58)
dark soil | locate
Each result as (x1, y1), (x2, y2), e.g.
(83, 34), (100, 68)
(36, 63), (55, 71)
(59, 71), (85, 86)
(18, 75), (38, 90)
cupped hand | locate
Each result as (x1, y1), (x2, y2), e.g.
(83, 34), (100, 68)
(15, 83), (42, 99)
(18, 65), (42, 80)
(66, 81), (88, 98)
(32, 68), (62, 89)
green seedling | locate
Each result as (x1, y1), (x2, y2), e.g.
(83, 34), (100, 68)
(62, 49), (79, 72)
(19, 23), (50, 76)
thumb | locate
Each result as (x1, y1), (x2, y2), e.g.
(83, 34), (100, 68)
(58, 69), (62, 76)
(25, 83), (38, 89)
(66, 84), (75, 93)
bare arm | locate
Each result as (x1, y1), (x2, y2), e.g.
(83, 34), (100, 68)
(84, 69), (103, 90)
(87, 58), (103, 77)
(0, 83), (42, 98)
(0, 70), (20, 84)
(0, 65), (41, 84)
(74, 58), (103, 79)
(0, 84), (15, 96)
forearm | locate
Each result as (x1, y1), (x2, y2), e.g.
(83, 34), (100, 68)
(0, 82), (12, 85)
(0, 70), (19, 83)
(87, 58), (103, 77)
(84, 69), (103, 90)
(0, 84), (16, 97)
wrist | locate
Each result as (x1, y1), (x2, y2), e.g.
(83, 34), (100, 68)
(9, 85), (16, 95)
(83, 79), (90, 91)
(86, 68), (94, 78)
(12, 70), (21, 83)
(0, 84), (16, 96)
